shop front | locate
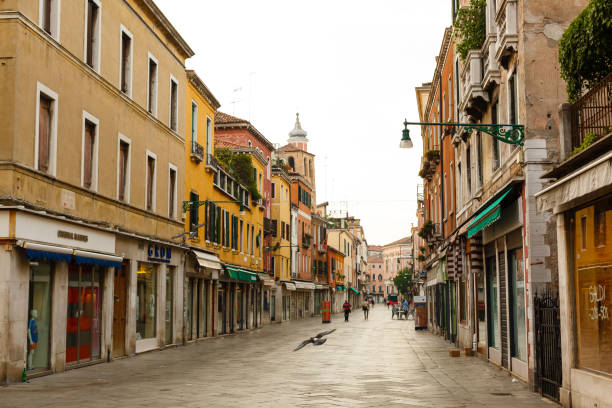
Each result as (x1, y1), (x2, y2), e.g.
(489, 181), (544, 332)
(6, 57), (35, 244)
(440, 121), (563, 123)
(221, 265), (259, 332)
(475, 187), (527, 379)
(294, 281), (315, 319)
(115, 236), (186, 355)
(0, 208), (122, 383)
(282, 282), (295, 321)
(536, 149), (612, 407)
(185, 249), (222, 341)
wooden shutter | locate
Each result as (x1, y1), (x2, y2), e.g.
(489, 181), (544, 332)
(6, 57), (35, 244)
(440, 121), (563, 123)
(83, 120), (95, 189)
(121, 32), (131, 93)
(271, 220), (277, 238)
(118, 141), (129, 201)
(169, 169), (176, 219)
(42, 0), (52, 34)
(147, 156), (155, 210)
(148, 59), (156, 113)
(86, 0), (97, 67)
(38, 96), (51, 173)
(215, 206), (221, 244)
(189, 192), (199, 234)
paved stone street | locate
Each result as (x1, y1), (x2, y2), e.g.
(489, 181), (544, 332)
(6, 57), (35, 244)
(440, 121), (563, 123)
(1, 307), (555, 407)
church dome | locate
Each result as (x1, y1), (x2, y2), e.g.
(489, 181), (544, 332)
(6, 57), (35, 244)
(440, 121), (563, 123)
(288, 112), (308, 139)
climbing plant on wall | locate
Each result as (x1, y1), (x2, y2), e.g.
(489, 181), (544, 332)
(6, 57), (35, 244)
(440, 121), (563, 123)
(453, 0), (486, 60)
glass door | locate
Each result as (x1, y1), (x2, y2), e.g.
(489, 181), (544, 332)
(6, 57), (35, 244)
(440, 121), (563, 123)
(486, 256), (500, 349)
(66, 263), (102, 364)
(27, 262), (52, 371)
(165, 268), (174, 345)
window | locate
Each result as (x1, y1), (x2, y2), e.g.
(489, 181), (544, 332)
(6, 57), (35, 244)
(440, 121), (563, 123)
(81, 112), (99, 190)
(168, 164), (177, 219)
(508, 69), (519, 124)
(147, 54), (158, 115)
(136, 263), (157, 340)
(119, 26), (133, 95)
(232, 215), (238, 250)
(36, 82), (58, 175)
(206, 117), (212, 157)
(117, 135), (131, 202)
(444, 172), (448, 216)
(492, 100), (500, 170)
(191, 101), (198, 142)
(39, 0), (60, 39)
(169, 76), (178, 131)
(145, 152), (157, 211)
(189, 191), (199, 236)
(457, 161), (462, 206)
(84, 0), (101, 71)
(466, 145), (471, 198)
(240, 220), (244, 252)
(477, 132), (483, 188)
(288, 156), (295, 170)
(271, 182), (276, 198)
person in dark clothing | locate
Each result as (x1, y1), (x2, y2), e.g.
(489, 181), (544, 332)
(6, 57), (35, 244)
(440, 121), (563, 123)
(343, 300), (351, 322)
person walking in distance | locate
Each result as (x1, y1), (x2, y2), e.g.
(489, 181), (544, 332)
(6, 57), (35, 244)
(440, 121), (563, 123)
(343, 300), (352, 322)
(362, 299), (370, 320)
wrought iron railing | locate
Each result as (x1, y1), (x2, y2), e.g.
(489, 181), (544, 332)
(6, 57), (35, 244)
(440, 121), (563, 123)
(190, 141), (204, 162)
(206, 153), (219, 169)
(570, 72), (612, 150)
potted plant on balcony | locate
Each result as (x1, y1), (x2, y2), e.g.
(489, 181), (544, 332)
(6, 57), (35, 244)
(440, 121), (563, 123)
(426, 149), (441, 164)
(443, 120), (455, 136)
(454, 0), (486, 60)
(418, 220), (435, 241)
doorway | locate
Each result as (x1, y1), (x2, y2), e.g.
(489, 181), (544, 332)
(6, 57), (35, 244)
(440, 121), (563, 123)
(112, 262), (128, 358)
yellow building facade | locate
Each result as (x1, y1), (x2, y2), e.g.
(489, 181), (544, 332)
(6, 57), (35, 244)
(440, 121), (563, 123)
(270, 167), (292, 282)
(0, 0), (193, 382)
(183, 78), (266, 334)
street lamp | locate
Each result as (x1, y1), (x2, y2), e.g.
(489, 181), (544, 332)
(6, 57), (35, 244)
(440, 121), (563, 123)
(400, 120), (525, 146)
(399, 119), (413, 149)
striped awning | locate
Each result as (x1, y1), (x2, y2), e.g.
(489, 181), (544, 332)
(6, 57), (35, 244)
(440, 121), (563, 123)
(467, 188), (512, 238)
(468, 235), (483, 274)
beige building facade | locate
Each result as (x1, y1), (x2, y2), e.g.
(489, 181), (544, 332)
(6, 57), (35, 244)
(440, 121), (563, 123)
(0, 0), (193, 383)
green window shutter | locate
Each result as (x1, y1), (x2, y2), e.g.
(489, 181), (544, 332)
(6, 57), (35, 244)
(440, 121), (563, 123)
(215, 206), (221, 244)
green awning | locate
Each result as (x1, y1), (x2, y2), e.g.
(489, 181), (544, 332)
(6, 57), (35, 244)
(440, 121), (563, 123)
(350, 287), (359, 294)
(467, 188), (512, 238)
(226, 266), (258, 283)
(336, 285), (345, 291)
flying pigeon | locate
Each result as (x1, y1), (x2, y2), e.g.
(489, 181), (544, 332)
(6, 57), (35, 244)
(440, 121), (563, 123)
(293, 329), (336, 351)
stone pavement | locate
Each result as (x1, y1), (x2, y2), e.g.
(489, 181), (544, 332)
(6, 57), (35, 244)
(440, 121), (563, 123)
(0, 307), (556, 408)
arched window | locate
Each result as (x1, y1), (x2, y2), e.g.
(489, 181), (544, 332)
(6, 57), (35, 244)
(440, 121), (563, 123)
(304, 158), (308, 176)
(288, 156), (295, 170)
(378, 274), (383, 281)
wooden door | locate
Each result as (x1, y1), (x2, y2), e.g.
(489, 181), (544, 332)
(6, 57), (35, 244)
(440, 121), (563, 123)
(112, 263), (128, 358)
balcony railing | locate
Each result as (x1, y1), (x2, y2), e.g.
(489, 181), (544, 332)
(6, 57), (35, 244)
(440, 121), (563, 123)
(206, 153), (218, 171)
(302, 235), (311, 248)
(494, 0), (518, 67)
(570, 72), (612, 150)
(459, 50), (488, 118)
(190, 141), (204, 163)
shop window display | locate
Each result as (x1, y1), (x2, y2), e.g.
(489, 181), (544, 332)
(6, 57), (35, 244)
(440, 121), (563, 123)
(66, 263), (102, 364)
(165, 267), (174, 345)
(136, 263), (157, 340)
(486, 255), (500, 349)
(509, 247), (526, 361)
(27, 262), (52, 371)
(574, 199), (612, 374)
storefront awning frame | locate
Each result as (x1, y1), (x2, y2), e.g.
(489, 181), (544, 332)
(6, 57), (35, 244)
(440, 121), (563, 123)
(191, 249), (222, 270)
(225, 266), (258, 283)
(283, 282), (297, 291)
(467, 188), (513, 238)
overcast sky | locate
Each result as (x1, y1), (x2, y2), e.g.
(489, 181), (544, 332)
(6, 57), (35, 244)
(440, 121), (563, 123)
(156, 0), (450, 246)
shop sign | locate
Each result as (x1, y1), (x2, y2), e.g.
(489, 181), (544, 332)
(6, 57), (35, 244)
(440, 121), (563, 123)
(147, 244), (172, 263)
(588, 284), (609, 321)
(57, 230), (88, 242)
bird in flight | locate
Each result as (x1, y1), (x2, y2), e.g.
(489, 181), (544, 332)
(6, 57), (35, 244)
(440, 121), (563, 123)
(293, 329), (336, 351)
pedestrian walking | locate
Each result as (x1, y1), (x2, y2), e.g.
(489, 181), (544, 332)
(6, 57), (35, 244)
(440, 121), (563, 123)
(370, 298), (374, 308)
(362, 300), (370, 320)
(343, 300), (352, 322)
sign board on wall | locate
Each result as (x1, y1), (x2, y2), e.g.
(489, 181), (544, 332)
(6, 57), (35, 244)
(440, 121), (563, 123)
(14, 212), (115, 253)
